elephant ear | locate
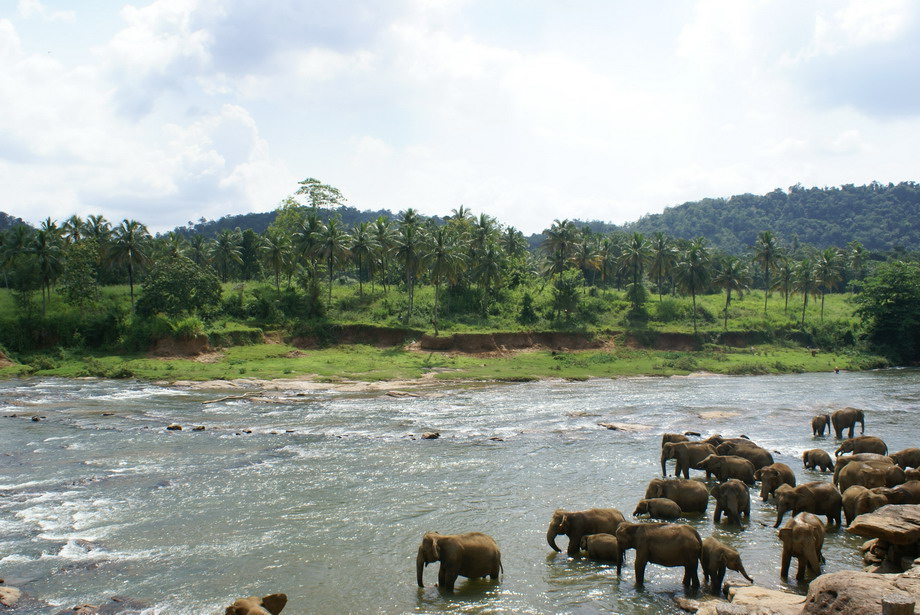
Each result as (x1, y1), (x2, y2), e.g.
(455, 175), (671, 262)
(262, 594), (287, 615)
(778, 528), (791, 544)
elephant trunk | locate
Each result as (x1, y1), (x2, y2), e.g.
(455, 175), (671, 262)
(416, 550), (426, 587)
(806, 545), (821, 576)
(660, 453), (668, 477)
(546, 526), (561, 552)
(737, 563), (753, 583)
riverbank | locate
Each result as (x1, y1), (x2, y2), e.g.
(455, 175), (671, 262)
(0, 338), (888, 384)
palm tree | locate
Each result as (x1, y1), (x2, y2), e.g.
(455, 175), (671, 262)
(772, 257), (795, 314)
(571, 231), (600, 291)
(846, 240), (867, 282)
(372, 217), (397, 294)
(542, 219), (578, 276)
(713, 256), (751, 329)
(187, 234), (211, 268)
(423, 225), (466, 334)
(675, 237), (712, 334)
(32, 228), (63, 315)
(814, 247), (842, 321)
(110, 219), (150, 310)
(395, 209), (424, 322)
(754, 230), (780, 316)
(318, 217), (351, 303)
(212, 228), (243, 282)
(473, 240), (506, 316)
(349, 222), (378, 298)
(499, 226), (528, 260)
(649, 232), (676, 302)
(795, 258), (819, 328)
(618, 232), (652, 310)
(294, 209), (325, 290)
(63, 215), (84, 244)
(261, 228), (291, 291)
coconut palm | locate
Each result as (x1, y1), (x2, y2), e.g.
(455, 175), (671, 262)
(110, 219), (150, 310)
(32, 228), (63, 315)
(372, 216), (397, 294)
(211, 228), (243, 282)
(814, 247), (842, 321)
(754, 230), (780, 315)
(473, 240), (506, 316)
(772, 257), (795, 314)
(318, 217), (351, 303)
(423, 225), (466, 334)
(294, 209), (325, 289)
(261, 228), (291, 291)
(649, 231), (676, 302)
(349, 221), (378, 298)
(571, 230), (601, 291)
(619, 232), (652, 310)
(675, 237), (712, 334)
(186, 234), (210, 268)
(795, 258), (819, 328)
(500, 226), (528, 260)
(395, 209), (424, 322)
(63, 215), (84, 244)
(713, 256), (751, 329)
(542, 219), (578, 276)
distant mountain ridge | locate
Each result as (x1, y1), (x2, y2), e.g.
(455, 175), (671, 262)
(0, 212), (27, 232)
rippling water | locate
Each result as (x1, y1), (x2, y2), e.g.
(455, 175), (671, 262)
(1, 370), (918, 614)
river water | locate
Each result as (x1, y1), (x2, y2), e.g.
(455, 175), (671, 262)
(0, 370), (918, 614)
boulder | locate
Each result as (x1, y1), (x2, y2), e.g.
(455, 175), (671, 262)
(166, 424), (182, 431)
(729, 586), (806, 615)
(0, 586), (22, 607)
(848, 504), (920, 546)
(802, 570), (918, 615)
(421, 432), (440, 440)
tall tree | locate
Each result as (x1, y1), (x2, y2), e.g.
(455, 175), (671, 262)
(110, 219), (150, 310)
(294, 178), (346, 209)
(423, 225), (465, 334)
(772, 257), (795, 314)
(318, 217), (352, 303)
(473, 240), (506, 316)
(349, 221), (378, 298)
(675, 237), (712, 334)
(854, 261), (920, 364)
(713, 256), (751, 329)
(649, 231), (676, 302)
(618, 232), (652, 311)
(261, 228), (290, 292)
(542, 219), (578, 276)
(211, 228), (243, 282)
(754, 230), (780, 316)
(32, 227), (63, 315)
(395, 209), (424, 322)
(814, 247), (842, 321)
(794, 258), (818, 328)
(372, 216), (397, 295)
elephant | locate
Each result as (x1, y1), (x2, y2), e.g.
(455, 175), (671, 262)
(661, 441), (718, 479)
(837, 460), (905, 493)
(754, 462), (796, 501)
(773, 482), (842, 528)
(701, 536), (753, 594)
(633, 498), (682, 520)
(615, 522), (702, 588)
(715, 441), (774, 470)
(803, 449), (834, 472)
(889, 448), (920, 470)
(831, 407), (865, 439)
(710, 479), (751, 527)
(662, 433), (690, 447)
(908, 468), (920, 482)
(224, 594), (287, 615)
(698, 454), (756, 485)
(832, 453), (894, 485)
(778, 512), (826, 582)
(841, 485), (869, 526)
(644, 478), (709, 514)
(416, 531), (502, 592)
(546, 508), (625, 556)
(701, 434), (725, 447)
(811, 414), (831, 437)
(879, 480), (920, 505)
(835, 436), (888, 456)
(579, 533), (621, 564)
(842, 485), (890, 524)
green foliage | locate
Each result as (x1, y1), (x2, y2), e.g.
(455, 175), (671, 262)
(135, 256), (222, 318)
(854, 261), (920, 364)
(59, 239), (99, 308)
(551, 269), (583, 320)
(653, 298), (688, 322)
(172, 317), (205, 340)
(121, 314), (174, 351)
(518, 292), (538, 325)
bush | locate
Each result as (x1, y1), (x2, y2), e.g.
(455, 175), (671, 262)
(172, 317), (205, 340)
(121, 315), (174, 351)
(653, 298), (688, 322)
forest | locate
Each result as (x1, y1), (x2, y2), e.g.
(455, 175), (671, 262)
(0, 178), (918, 368)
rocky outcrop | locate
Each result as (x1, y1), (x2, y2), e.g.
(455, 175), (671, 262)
(802, 569), (920, 615)
(848, 504), (920, 570)
(694, 586), (805, 615)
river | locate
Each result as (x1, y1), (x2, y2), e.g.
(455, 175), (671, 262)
(0, 370), (918, 614)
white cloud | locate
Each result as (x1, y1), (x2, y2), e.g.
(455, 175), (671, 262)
(18, 0), (74, 21)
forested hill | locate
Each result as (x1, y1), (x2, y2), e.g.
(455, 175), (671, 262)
(623, 182), (920, 253)
(0, 212), (27, 232)
(174, 206), (398, 238)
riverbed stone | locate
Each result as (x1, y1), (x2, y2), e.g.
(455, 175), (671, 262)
(0, 586), (22, 607)
(729, 586), (805, 615)
(848, 504), (920, 545)
(802, 570), (919, 615)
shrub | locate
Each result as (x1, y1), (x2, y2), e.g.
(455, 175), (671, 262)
(172, 317), (205, 340)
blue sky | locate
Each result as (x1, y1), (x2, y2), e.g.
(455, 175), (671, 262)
(1, 0), (919, 234)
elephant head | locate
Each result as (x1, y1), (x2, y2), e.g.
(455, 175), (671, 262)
(660, 442), (677, 476)
(633, 500), (650, 516)
(720, 549), (753, 583)
(224, 594), (287, 615)
(417, 532), (447, 587)
(756, 467), (781, 501)
(546, 510), (573, 552)
(773, 484), (799, 527)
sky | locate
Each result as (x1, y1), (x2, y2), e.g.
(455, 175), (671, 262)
(1, 0), (919, 235)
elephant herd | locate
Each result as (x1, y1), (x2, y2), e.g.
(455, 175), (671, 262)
(416, 406), (920, 596)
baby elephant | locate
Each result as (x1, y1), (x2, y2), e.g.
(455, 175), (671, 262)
(615, 522), (703, 588)
(778, 512), (825, 582)
(633, 498), (682, 520)
(416, 531), (502, 592)
(803, 449), (834, 472)
(811, 414), (830, 437)
(579, 533), (621, 565)
(225, 594), (287, 615)
(701, 537), (752, 594)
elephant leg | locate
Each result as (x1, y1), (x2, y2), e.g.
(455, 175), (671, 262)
(713, 504), (723, 524)
(443, 569), (458, 592)
(567, 533), (582, 557)
(714, 567), (725, 594)
(796, 556), (807, 582)
(780, 550), (792, 578)
(634, 555), (647, 585)
(686, 562), (700, 589)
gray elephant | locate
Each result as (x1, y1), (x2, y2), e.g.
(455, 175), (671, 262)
(662, 433), (690, 446)
(546, 508), (625, 556)
(710, 479), (751, 527)
(773, 482), (842, 528)
(579, 533), (621, 564)
(661, 441), (717, 479)
(225, 594), (287, 615)
(837, 460), (905, 493)
(698, 454), (756, 485)
(701, 536), (752, 594)
(841, 485), (890, 524)
(644, 478), (709, 513)
(832, 453), (893, 485)
(909, 469), (920, 481)
(803, 449), (834, 472)
(715, 441), (774, 470)
(416, 531), (502, 592)
(889, 448), (920, 470)
(633, 498), (682, 520)
(835, 435), (888, 456)
(831, 407), (865, 439)
(879, 480), (920, 504)
(779, 512), (825, 581)
(811, 414), (831, 437)
(841, 485), (869, 526)
(615, 522), (702, 588)
(754, 462), (796, 501)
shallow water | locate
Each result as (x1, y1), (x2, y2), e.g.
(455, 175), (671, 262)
(0, 370), (918, 614)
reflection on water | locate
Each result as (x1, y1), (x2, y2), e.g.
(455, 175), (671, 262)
(0, 370), (918, 614)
